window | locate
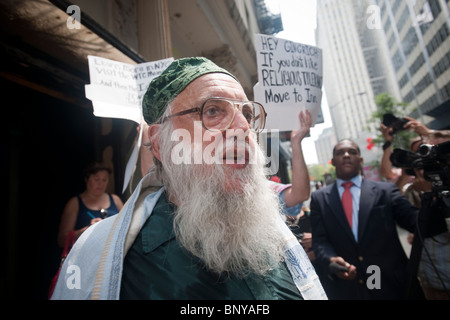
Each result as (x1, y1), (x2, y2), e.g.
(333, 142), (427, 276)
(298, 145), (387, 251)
(397, 6), (410, 33)
(414, 73), (432, 95)
(410, 53), (425, 76)
(402, 28), (418, 58)
(429, 0), (442, 19)
(426, 24), (449, 57)
(392, 0), (402, 15)
(392, 49), (403, 72)
(399, 73), (409, 88)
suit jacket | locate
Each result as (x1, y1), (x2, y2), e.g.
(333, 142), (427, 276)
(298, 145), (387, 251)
(310, 179), (418, 300)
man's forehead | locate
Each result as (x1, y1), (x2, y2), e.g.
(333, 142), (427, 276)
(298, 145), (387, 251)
(338, 140), (356, 147)
(188, 73), (243, 95)
(335, 141), (359, 153)
(336, 143), (357, 149)
(173, 73), (245, 108)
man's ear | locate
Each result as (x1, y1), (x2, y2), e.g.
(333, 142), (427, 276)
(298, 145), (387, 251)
(148, 124), (162, 162)
(331, 158), (335, 166)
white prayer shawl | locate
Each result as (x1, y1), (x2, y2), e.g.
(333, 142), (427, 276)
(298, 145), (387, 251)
(51, 173), (327, 300)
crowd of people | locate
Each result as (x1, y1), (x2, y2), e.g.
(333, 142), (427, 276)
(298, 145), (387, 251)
(379, 117), (450, 300)
(51, 57), (449, 300)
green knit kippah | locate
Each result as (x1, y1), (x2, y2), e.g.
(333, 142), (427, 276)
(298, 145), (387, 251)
(142, 57), (237, 124)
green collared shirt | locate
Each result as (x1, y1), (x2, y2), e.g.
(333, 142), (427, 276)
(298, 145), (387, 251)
(120, 192), (303, 300)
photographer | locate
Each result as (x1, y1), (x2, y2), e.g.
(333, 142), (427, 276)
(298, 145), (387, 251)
(381, 115), (450, 299)
(380, 118), (424, 207)
(412, 131), (450, 300)
(380, 116), (429, 187)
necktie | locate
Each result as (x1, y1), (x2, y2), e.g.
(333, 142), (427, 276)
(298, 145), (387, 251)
(341, 182), (353, 227)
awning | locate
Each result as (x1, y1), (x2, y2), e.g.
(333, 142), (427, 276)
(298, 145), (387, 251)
(0, 0), (143, 103)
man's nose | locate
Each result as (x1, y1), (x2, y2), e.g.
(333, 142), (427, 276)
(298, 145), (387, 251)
(227, 109), (251, 132)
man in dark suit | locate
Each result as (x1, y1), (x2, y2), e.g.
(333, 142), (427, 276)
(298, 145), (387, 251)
(310, 139), (420, 299)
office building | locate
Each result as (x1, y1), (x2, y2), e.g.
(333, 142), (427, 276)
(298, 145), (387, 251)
(315, 0), (450, 167)
(316, 0), (392, 164)
(376, 0), (450, 129)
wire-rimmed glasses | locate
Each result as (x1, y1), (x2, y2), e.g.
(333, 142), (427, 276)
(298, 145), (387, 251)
(161, 97), (267, 132)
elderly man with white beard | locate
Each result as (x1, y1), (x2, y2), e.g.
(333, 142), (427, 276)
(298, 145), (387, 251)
(50, 57), (326, 300)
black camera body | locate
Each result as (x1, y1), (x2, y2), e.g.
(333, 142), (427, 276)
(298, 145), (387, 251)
(383, 113), (409, 135)
(390, 141), (450, 192)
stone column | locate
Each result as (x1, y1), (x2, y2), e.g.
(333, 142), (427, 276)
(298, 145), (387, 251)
(137, 0), (172, 60)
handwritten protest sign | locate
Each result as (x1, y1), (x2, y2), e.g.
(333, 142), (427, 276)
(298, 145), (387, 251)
(85, 55), (173, 193)
(253, 34), (323, 131)
(85, 55), (173, 123)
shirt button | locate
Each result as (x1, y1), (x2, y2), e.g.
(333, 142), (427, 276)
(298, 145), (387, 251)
(358, 256), (364, 261)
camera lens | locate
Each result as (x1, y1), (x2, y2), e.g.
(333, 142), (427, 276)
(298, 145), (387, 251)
(418, 144), (433, 157)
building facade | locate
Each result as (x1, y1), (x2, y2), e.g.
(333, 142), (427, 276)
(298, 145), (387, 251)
(377, 0), (450, 129)
(314, 127), (338, 168)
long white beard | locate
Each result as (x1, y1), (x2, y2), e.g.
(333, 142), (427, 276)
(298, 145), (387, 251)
(156, 123), (285, 277)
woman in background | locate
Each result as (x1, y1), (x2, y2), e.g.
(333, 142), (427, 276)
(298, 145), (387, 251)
(57, 162), (124, 247)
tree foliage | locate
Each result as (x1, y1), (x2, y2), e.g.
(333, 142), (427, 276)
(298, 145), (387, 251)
(308, 163), (336, 184)
(367, 93), (418, 150)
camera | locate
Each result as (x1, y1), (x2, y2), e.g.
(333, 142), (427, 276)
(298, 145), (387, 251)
(383, 113), (409, 135)
(392, 141), (450, 299)
(390, 140), (450, 192)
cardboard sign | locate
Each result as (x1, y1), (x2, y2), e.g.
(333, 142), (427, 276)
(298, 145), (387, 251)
(253, 34), (323, 131)
(84, 55), (174, 193)
(85, 55), (173, 123)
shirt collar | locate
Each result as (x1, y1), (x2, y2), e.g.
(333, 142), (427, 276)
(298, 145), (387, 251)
(336, 174), (362, 188)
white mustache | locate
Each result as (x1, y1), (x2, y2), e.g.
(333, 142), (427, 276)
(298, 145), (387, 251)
(221, 138), (251, 163)
(171, 132), (257, 165)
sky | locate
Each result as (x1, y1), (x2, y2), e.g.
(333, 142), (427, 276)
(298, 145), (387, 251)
(265, 0), (332, 165)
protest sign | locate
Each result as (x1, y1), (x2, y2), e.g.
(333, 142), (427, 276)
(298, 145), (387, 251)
(253, 34), (323, 131)
(85, 55), (173, 193)
(85, 55), (173, 123)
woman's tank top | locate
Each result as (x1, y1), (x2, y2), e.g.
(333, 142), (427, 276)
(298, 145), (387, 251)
(74, 194), (119, 230)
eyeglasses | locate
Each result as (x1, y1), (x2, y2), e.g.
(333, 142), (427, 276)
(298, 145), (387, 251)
(161, 97), (267, 132)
